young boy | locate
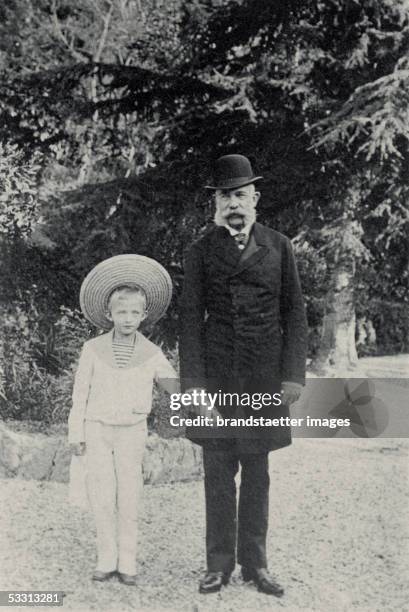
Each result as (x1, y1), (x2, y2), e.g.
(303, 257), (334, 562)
(68, 254), (179, 585)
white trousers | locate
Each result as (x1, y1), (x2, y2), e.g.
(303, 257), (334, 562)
(85, 419), (147, 574)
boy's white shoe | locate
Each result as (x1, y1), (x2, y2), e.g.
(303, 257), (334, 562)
(92, 570), (116, 582)
(118, 573), (137, 586)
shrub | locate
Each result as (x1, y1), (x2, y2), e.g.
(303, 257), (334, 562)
(292, 239), (328, 360)
(0, 301), (92, 424)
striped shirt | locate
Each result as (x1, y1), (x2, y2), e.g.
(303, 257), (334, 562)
(112, 336), (136, 368)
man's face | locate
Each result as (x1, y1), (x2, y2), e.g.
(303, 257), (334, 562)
(214, 183), (260, 230)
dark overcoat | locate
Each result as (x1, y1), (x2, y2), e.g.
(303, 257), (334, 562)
(179, 222), (308, 452)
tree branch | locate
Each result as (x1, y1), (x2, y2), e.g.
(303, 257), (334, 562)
(94, 2), (114, 64)
(51, 0), (91, 63)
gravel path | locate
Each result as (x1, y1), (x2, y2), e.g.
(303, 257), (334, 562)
(1, 437), (408, 612)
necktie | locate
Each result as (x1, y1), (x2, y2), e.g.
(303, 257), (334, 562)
(234, 232), (248, 250)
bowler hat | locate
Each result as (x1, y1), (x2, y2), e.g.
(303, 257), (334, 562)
(205, 154), (262, 190)
(80, 254), (172, 330)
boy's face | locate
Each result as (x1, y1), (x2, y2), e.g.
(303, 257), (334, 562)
(107, 294), (147, 336)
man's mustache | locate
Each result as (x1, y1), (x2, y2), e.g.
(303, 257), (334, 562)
(214, 208), (256, 227)
(226, 212), (244, 219)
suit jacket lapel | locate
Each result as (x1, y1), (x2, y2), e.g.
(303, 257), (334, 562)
(210, 225), (242, 276)
(238, 231), (258, 263)
(231, 222), (269, 277)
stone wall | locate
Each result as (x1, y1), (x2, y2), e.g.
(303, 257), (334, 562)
(0, 422), (203, 485)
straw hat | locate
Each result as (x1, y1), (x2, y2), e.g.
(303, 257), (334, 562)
(79, 254), (172, 329)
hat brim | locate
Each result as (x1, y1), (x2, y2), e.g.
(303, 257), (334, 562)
(80, 254), (172, 330)
(205, 176), (263, 190)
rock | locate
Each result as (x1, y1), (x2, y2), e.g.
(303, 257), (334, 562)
(51, 444), (72, 483)
(18, 437), (60, 480)
(0, 421), (203, 485)
(0, 424), (21, 476)
(143, 434), (203, 484)
(0, 422), (60, 480)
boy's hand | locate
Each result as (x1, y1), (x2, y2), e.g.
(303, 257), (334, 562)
(70, 442), (86, 456)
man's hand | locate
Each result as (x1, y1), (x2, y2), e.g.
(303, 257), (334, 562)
(185, 388), (222, 419)
(281, 382), (303, 406)
(185, 388), (209, 418)
(70, 442), (86, 456)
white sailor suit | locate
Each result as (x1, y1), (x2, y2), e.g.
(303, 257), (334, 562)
(68, 329), (177, 575)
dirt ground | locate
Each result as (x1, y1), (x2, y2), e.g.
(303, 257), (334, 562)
(1, 436), (408, 612)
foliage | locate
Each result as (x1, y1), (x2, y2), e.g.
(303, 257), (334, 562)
(0, 299), (91, 423)
(148, 344), (183, 438)
(292, 237), (328, 359)
(0, 297), (54, 422)
(0, 143), (42, 237)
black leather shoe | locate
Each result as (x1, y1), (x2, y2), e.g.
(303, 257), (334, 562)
(199, 571), (230, 594)
(241, 567), (284, 597)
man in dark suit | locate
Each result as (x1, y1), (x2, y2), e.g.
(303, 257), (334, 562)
(179, 154), (308, 596)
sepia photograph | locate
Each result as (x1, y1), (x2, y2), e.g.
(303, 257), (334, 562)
(0, 1), (408, 611)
